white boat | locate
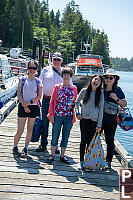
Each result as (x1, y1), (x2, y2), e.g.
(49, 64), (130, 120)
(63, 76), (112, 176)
(7, 48), (28, 76)
(0, 54), (19, 109)
(71, 42), (109, 91)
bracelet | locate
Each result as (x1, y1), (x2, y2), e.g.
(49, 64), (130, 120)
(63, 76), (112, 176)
(30, 100), (33, 104)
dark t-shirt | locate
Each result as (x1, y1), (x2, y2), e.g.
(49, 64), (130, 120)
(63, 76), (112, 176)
(103, 86), (125, 123)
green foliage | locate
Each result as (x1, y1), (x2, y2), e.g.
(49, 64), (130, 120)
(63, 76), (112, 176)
(111, 57), (133, 71)
(57, 30), (76, 63)
(0, 0), (112, 67)
(33, 26), (48, 43)
(92, 32), (110, 65)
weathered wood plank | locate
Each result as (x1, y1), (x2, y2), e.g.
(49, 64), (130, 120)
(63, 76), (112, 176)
(0, 105), (122, 199)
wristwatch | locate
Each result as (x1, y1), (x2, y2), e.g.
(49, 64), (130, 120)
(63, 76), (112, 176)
(30, 100), (33, 104)
(116, 98), (119, 102)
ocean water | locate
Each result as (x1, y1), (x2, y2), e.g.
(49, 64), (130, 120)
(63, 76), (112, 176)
(115, 71), (133, 157)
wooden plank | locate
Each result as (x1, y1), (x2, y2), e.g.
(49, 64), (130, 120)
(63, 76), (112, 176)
(0, 105), (127, 199)
(114, 138), (133, 168)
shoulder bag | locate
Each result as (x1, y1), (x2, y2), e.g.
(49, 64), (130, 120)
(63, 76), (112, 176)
(117, 106), (133, 131)
(83, 132), (105, 170)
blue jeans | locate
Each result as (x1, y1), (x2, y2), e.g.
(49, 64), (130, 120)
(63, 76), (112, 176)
(41, 96), (50, 147)
(51, 115), (73, 148)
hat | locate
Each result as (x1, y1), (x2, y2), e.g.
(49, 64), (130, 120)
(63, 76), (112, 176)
(52, 52), (63, 60)
(103, 68), (120, 80)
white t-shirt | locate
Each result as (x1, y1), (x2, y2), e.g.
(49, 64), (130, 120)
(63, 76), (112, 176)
(39, 66), (63, 96)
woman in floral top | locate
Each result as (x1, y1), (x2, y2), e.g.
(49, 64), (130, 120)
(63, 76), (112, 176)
(47, 68), (77, 164)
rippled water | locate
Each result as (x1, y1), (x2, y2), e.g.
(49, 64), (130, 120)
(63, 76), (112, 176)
(115, 71), (133, 157)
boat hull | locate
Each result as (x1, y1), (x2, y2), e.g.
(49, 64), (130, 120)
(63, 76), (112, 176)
(0, 86), (18, 109)
(72, 74), (92, 91)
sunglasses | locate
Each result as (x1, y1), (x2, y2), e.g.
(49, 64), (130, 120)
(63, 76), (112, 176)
(28, 66), (37, 70)
(105, 76), (114, 80)
(53, 58), (61, 61)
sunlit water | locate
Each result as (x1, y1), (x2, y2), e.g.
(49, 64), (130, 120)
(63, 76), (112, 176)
(115, 71), (133, 157)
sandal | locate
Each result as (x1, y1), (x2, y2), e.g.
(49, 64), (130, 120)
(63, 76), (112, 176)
(46, 155), (54, 164)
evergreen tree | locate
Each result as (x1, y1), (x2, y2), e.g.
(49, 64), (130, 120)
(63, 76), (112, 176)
(14, 0), (33, 48)
(92, 32), (110, 65)
(0, 0), (6, 43)
(55, 10), (60, 27)
(57, 30), (76, 63)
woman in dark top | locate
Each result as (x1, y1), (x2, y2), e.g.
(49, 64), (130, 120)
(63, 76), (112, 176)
(102, 68), (127, 169)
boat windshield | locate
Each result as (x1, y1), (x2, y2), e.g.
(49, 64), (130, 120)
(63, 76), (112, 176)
(77, 65), (104, 74)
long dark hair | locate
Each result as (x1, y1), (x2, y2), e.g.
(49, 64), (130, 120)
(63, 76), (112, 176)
(83, 74), (103, 107)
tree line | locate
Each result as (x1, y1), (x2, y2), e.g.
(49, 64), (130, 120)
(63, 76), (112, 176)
(0, 0), (132, 70)
(111, 57), (133, 71)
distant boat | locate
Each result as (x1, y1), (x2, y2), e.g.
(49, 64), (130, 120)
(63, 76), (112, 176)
(0, 54), (19, 109)
(6, 48), (28, 76)
(69, 40), (109, 91)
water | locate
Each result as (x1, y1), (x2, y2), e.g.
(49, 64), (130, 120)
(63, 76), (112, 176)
(115, 71), (133, 157)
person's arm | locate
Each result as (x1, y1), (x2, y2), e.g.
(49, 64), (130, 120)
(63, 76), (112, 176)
(17, 79), (25, 106)
(75, 89), (85, 120)
(96, 92), (104, 131)
(17, 79), (30, 113)
(110, 87), (127, 107)
(48, 85), (58, 123)
(116, 98), (127, 107)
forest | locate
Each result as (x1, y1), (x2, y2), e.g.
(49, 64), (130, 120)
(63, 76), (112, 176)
(0, 0), (133, 70)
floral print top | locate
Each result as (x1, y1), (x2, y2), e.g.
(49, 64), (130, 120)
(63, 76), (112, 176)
(55, 85), (74, 116)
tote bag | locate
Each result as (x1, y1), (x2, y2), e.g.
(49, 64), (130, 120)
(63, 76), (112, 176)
(31, 117), (43, 142)
(83, 132), (105, 170)
(117, 107), (133, 131)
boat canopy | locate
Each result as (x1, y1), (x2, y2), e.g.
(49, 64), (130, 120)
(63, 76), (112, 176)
(77, 57), (103, 67)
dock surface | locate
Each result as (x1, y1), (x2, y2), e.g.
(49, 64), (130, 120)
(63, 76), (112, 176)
(0, 106), (122, 200)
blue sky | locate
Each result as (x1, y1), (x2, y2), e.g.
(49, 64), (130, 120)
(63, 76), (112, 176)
(47, 0), (133, 60)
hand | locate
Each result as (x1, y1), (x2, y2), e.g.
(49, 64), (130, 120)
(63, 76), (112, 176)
(24, 106), (30, 113)
(22, 102), (30, 107)
(77, 114), (82, 120)
(50, 116), (54, 124)
(96, 127), (101, 133)
(110, 93), (118, 101)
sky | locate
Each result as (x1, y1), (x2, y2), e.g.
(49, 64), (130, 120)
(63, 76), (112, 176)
(47, 0), (133, 60)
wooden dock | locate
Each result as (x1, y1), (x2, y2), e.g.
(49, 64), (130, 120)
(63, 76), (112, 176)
(0, 105), (123, 200)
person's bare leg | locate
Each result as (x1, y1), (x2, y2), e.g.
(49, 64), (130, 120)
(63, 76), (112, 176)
(25, 117), (35, 146)
(14, 117), (27, 145)
(60, 147), (65, 158)
(46, 146), (56, 163)
(50, 146), (57, 158)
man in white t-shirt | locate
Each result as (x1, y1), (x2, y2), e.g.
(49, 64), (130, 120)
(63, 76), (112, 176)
(35, 52), (63, 153)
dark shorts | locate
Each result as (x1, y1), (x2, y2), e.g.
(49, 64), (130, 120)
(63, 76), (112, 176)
(18, 103), (40, 118)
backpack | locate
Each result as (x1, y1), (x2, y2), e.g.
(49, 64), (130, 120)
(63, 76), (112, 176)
(31, 117), (43, 142)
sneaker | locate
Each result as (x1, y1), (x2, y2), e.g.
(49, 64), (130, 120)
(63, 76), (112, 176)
(105, 161), (111, 169)
(13, 147), (21, 157)
(78, 161), (84, 170)
(35, 145), (46, 152)
(21, 148), (27, 158)
(55, 147), (60, 154)
(60, 156), (70, 164)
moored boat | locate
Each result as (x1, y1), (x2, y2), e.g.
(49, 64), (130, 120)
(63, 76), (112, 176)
(0, 54), (19, 109)
(7, 48), (28, 76)
(70, 41), (109, 91)
(72, 54), (109, 90)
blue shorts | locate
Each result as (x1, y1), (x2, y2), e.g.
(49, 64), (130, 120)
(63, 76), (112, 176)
(18, 103), (40, 118)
